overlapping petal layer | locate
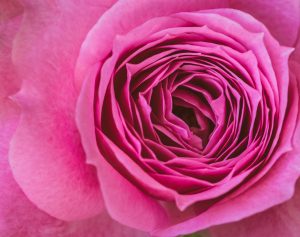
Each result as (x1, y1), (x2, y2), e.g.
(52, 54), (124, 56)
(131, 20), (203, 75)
(77, 4), (299, 236)
(2, 0), (299, 236)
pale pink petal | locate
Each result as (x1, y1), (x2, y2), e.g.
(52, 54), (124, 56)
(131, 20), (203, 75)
(0, 0), (23, 98)
(229, 0), (300, 46)
(58, 211), (148, 237)
(292, 37), (300, 62)
(76, 2), (300, 234)
(9, 0), (116, 221)
(1, 148), (147, 237)
(0, 84), (145, 237)
(210, 180), (300, 237)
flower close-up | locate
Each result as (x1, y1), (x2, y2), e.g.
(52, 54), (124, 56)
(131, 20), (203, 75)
(1, 0), (300, 237)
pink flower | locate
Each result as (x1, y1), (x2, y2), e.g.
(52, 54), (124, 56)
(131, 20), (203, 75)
(1, 1), (299, 237)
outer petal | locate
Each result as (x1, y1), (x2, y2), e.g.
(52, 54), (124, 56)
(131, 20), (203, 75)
(9, 0), (116, 221)
(229, 0), (300, 46)
(76, 0), (229, 232)
(75, 0), (229, 88)
(0, 0), (23, 98)
(0, 22), (145, 235)
(0, 101), (148, 237)
(0, 15), (146, 232)
(210, 181), (300, 237)
(292, 37), (300, 62)
(1, 160), (147, 237)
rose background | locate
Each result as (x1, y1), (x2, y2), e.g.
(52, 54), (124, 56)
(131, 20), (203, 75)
(1, 0), (300, 237)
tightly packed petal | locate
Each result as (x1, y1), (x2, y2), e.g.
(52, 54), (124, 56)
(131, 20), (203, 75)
(210, 57), (300, 237)
(76, 1), (300, 235)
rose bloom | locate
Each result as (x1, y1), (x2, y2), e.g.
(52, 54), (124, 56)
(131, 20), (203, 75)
(1, 0), (300, 236)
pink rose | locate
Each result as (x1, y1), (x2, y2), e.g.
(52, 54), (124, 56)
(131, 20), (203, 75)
(1, 0), (300, 237)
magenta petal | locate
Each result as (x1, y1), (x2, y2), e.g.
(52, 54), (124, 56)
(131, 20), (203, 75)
(75, 0), (229, 88)
(75, 2), (300, 235)
(8, 0), (117, 220)
(154, 148), (300, 236)
(0, 1), (22, 98)
(153, 69), (300, 237)
(9, 103), (104, 220)
(292, 38), (300, 62)
(59, 211), (148, 237)
(96, 145), (169, 232)
(210, 180), (300, 237)
(1, 105), (144, 237)
(2, 138), (146, 237)
(2, 135), (146, 237)
(230, 0), (300, 46)
(77, 77), (169, 232)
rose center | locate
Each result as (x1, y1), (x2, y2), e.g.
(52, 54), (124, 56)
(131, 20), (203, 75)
(172, 105), (199, 129)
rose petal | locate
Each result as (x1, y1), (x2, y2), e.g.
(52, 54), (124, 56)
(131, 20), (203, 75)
(76, 1), (299, 235)
(152, 59), (300, 237)
(76, 0), (229, 231)
(9, 0), (117, 220)
(75, 0), (229, 88)
(1, 151), (146, 237)
(0, 95), (144, 237)
(210, 180), (300, 237)
(97, 150), (169, 232)
(292, 37), (300, 62)
(0, 3), (145, 233)
(229, 0), (300, 46)
(0, 0), (22, 98)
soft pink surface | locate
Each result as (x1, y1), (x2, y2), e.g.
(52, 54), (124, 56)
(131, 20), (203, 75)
(8, 0), (117, 221)
(1, 0), (147, 236)
(211, 165), (300, 237)
(230, 0), (300, 46)
(1, 106), (147, 237)
(0, 0), (22, 98)
(1, 0), (300, 236)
